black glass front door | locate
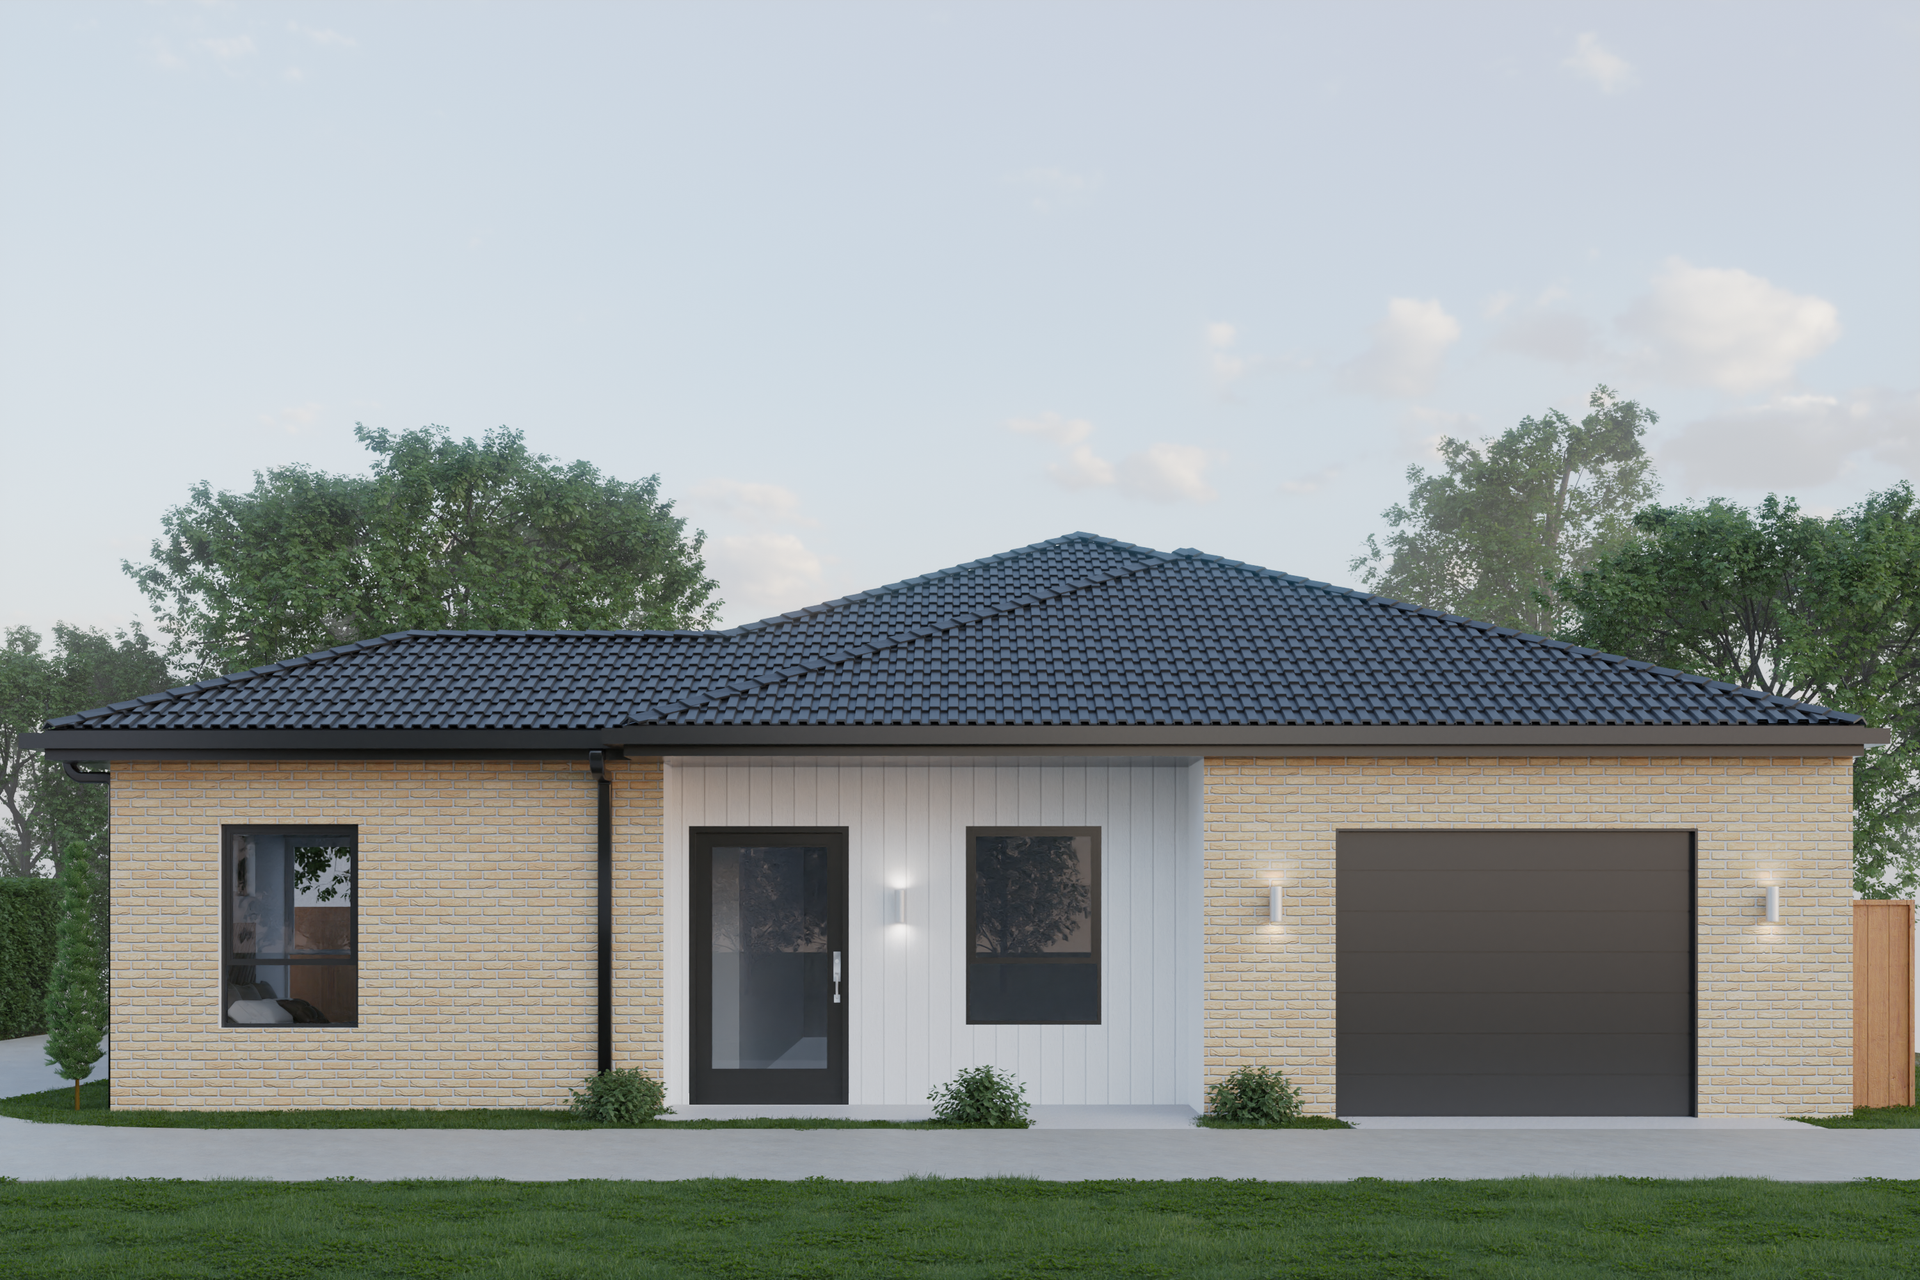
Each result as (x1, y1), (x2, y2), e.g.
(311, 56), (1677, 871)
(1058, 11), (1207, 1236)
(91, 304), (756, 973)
(690, 828), (848, 1103)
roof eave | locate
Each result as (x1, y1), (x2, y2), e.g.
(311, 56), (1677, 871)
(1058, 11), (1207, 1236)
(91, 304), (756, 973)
(23, 722), (1888, 761)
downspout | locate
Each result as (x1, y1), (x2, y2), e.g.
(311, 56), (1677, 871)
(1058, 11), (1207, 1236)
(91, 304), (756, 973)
(589, 750), (612, 1074)
(63, 762), (110, 785)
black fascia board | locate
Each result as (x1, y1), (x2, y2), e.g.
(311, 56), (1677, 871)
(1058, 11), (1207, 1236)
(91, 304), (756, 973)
(22, 722), (1888, 762)
(606, 723), (1888, 754)
(22, 729), (611, 759)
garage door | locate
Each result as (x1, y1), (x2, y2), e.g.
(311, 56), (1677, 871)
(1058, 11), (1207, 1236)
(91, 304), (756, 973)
(1337, 831), (1692, 1116)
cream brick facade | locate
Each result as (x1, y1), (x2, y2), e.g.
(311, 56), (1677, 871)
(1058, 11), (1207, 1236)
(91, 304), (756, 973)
(1202, 754), (1856, 1117)
(109, 756), (664, 1110)
(108, 749), (1853, 1114)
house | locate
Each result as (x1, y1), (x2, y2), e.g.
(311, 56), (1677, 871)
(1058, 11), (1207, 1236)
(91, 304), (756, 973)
(25, 533), (1882, 1116)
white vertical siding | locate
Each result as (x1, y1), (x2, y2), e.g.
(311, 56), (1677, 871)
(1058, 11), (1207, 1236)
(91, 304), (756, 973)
(661, 758), (1202, 1107)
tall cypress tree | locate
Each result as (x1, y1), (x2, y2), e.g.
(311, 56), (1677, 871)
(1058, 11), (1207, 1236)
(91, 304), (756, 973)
(43, 848), (107, 1110)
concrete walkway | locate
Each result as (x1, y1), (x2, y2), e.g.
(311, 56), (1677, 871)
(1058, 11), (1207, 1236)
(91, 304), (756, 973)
(0, 1033), (107, 1099)
(3, 1116), (1916, 1182)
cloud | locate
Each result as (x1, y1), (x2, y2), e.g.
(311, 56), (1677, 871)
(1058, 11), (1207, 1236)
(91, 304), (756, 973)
(1120, 444), (1217, 502)
(1279, 465), (1342, 495)
(1206, 321), (1255, 383)
(691, 479), (817, 526)
(1564, 33), (1634, 94)
(1008, 413), (1114, 488)
(706, 533), (826, 621)
(259, 402), (322, 436)
(199, 36), (258, 60)
(1006, 414), (1217, 501)
(1620, 259), (1840, 394)
(1493, 309), (1599, 363)
(290, 23), (356, 48)
(1343, 298), (1461, 398)
(147, 37), (187, 70)
(1659, 389), (1920, 491)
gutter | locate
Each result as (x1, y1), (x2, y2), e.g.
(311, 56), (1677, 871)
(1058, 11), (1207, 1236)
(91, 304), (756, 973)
(21, 723), (1890, 760)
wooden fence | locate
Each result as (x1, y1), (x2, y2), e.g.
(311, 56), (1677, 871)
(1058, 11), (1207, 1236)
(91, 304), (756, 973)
(1854, 899), (1915, 1108)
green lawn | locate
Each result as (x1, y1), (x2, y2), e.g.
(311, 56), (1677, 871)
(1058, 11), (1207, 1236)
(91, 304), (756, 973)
(0, 1082), (979, 1130)
(4, 1176), (1918, 1278)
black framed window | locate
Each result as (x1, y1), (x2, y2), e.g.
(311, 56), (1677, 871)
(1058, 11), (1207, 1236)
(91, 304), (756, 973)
(966, 826), (1100, 1024)
(221, 826), (357, 1027)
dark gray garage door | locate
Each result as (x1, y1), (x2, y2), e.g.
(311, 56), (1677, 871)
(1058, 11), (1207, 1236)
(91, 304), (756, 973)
(1337, 831), (1692, 1116)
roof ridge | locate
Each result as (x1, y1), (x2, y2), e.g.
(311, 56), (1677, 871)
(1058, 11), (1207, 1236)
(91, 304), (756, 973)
(625, 547), (1180, 724)
(710, 532), (1171, 636)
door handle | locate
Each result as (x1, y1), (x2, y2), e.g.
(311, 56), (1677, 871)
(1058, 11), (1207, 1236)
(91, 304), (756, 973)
(832, 950), (842, 1004)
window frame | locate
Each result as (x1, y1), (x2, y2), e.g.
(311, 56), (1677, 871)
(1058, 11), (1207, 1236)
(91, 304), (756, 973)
(964, 825), (1102, 1026)
(219, 824), (359, 1029)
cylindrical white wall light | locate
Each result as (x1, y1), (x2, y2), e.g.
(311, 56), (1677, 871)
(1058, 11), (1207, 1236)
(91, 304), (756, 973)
(889, 887), (906, 925)
(1268, 884), (1283, 924)
(1765, 885), (1780, 923)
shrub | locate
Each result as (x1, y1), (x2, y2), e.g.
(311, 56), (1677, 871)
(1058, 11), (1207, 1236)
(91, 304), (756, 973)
(44, 853), (108, 1109)
(565, 1068), (670, 1124)
(929, 1065), (1031, 1128)
(0, 878), (59, 1039)
(1205, 1065), (1303, 1126)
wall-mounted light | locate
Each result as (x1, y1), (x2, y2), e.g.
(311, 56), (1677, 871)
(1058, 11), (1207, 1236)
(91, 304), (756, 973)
(889, 887), (907, 926)
(1764, 886), (1780, 924)
(1268, 885), (1283, 924)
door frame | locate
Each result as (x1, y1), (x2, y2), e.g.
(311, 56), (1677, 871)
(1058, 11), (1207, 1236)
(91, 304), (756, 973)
(688, 826), (850, 1104)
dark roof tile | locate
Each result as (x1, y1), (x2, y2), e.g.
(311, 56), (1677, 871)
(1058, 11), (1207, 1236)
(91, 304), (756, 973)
(43, 533), (1860, 732)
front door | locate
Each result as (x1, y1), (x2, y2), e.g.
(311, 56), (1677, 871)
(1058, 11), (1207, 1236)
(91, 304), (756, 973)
(690, 828), (849, 1103)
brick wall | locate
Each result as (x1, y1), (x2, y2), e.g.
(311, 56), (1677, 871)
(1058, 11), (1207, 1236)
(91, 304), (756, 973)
(108, 757), (665, 1110)
(1202, 755), (1856, 1117)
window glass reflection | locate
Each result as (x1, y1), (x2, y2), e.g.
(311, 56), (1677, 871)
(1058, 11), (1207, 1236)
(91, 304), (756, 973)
(711, 846), (830, 1070)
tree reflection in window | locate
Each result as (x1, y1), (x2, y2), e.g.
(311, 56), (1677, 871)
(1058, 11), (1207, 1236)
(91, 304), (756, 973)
(713, 847), (828, 955)
(972, 835), (1092, 956)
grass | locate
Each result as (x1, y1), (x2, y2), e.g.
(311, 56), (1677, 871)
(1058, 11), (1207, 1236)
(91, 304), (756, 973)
(0, 1082), (1048, 1130)
(3, 1176), (1919, 1277)
(1793, 1065), (1920, 1129)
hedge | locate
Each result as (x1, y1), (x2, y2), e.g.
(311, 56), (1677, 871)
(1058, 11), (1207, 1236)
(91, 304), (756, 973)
(0, 877), (59, 1039)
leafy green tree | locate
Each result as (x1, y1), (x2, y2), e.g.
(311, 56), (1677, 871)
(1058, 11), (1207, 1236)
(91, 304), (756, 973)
(128, 424), (723, 677)
(43, 847), (108, 1109)
(1351, 385), (1659, 634)
(1557, 485), (1920, 895)
(1, 625), (169, 878)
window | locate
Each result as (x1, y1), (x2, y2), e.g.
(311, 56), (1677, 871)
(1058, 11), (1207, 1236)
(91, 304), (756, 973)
(965, 827), (1100, 1024)
(222, 826), (357, 1027)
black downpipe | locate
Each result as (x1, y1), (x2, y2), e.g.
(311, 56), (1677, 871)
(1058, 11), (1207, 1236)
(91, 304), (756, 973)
(63, 762), (110, 785)
(590, 751), (612, 1074)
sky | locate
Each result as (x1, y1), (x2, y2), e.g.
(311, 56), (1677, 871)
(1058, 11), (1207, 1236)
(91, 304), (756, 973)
(2, 0), (1915, 638)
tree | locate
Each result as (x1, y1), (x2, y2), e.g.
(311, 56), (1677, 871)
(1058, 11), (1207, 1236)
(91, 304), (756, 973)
(127, 424), (723, 677)
(1351, 385), (1659, 634)
(43, 847), (108, 1110)
(1557, 485), (1920, 896)
(0, 625), (170, 878)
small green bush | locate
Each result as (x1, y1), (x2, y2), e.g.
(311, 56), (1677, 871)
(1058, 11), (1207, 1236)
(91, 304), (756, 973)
(1205, 1064), (1302, 1126)
(565, 1068), (670, 1124)
(929, 1065), (1031, 1128)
